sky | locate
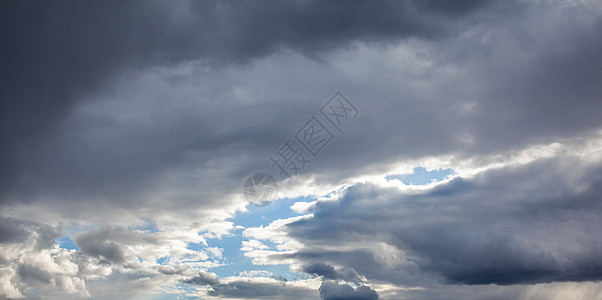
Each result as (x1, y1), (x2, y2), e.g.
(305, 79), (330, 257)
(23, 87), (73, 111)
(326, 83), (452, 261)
(1, 0), (602, 299)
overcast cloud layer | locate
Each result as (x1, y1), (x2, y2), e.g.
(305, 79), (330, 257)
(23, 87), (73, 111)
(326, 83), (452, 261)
(2, 0), (602, 299)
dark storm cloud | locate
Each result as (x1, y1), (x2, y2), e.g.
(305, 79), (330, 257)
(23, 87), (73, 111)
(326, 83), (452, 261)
(291, 36), (602, 190)
(2, 1), (600, 220)
(281, 155), (602, 286)
(459, 17), (602, 154)
(1, 1), (602, 299)
(260, 1), (602, 190)
(0, 0), (494, 206)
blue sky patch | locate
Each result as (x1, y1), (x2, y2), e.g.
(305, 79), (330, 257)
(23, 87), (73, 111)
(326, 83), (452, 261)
(56, 235), (79, 251)
(386, 167), (455, 185)
(201, 196), (314, 280)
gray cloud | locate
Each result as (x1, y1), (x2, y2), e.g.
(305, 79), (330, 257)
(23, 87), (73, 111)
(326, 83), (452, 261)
(304, 262), (363, 284)
(0, 0), (493, 207)
(180, 270), (319, 299)
(0, 218), (89, 298)
(0, 216), (60, 249)
(305, 262), (337, 279)
(3, 0), (600, 226)
(207, 280), (317, 299)
(2, 0), (602, 299)
(279, 154), (602, 286)
(319, 281), (378, 300)
(0, 224), (222, 298)
(182, 271), (219, 286)
(0, 217), (29, 244)
(73, 227), (136, 265)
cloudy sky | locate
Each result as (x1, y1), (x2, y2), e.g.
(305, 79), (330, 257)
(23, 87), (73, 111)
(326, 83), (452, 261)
(2, 0), (602, 299)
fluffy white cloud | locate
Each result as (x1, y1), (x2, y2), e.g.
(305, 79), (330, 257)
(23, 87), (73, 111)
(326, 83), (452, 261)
(0, 218), (88, 298)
